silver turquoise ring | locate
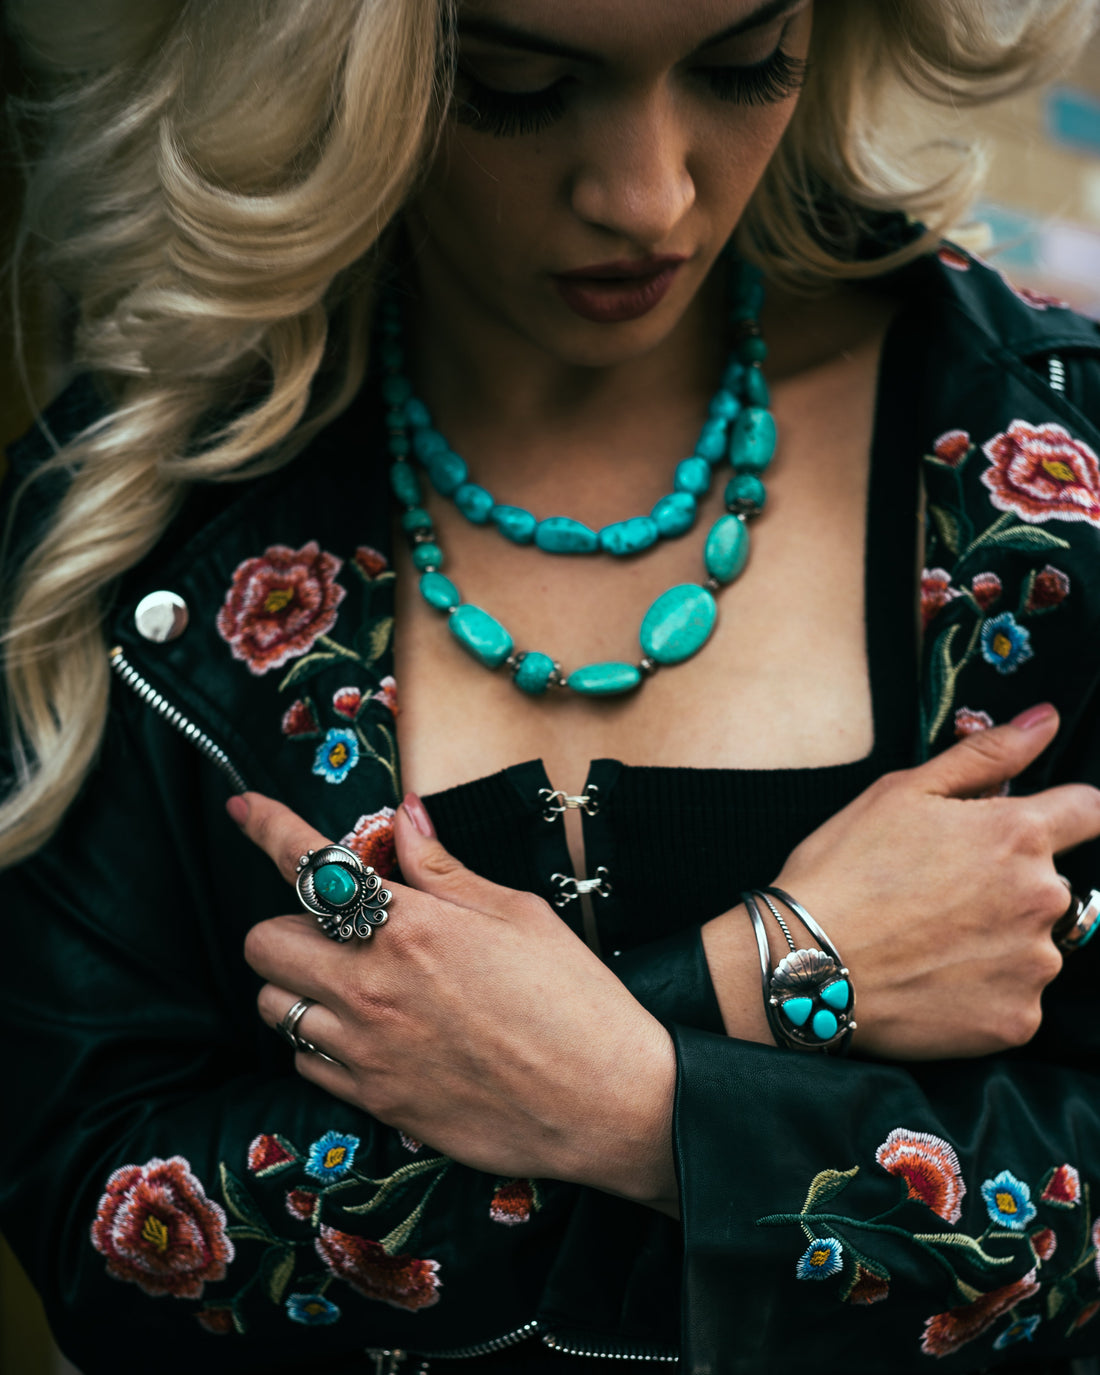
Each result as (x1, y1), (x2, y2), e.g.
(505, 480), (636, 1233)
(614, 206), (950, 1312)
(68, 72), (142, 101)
(1053, 883), (1100, 953)
(295, 844), (391, 942)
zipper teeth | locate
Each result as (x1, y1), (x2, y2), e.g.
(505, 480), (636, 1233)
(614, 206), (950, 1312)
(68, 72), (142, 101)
(420, 1319), (542, 1359)
(109, 648), (248, 794)
(542, 1333), (679, 1363)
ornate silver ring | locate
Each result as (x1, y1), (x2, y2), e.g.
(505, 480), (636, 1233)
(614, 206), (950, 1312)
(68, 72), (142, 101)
(295, 844), (391, 942)
(1053, 881), (1100, 953)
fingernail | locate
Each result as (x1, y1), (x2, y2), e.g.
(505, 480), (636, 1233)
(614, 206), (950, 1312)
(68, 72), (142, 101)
(1011, 703), (1056, 730)
(402, 792), (435, 838)
(226, 794), (249, 826)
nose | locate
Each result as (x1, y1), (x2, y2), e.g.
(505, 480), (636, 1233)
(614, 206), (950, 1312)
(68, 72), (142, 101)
(568, 90), (695, 249)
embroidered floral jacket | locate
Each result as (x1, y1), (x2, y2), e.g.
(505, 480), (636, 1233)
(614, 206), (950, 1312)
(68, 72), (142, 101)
(2, 237), (1100, 1375)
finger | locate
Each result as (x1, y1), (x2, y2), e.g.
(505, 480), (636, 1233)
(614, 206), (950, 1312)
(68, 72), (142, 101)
(396, 793), (526, 917)
(228, 792), (331, 885)
(1028, 782), (1100, 855)
(244, 913), (350, 999)
(917, 704), (1059, 798)
(257, 982), (351, 1071)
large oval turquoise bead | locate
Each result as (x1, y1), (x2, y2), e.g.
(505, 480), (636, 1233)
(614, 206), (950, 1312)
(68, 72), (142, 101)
(491, 505), (537, 544)
(514, 651), (557, 695)
(390, 463), (422, 507)
(536, 517), (598, 553)
(704, 514), (750, 585)
(412, 542), (443, 571)
(729, 407), (777, 474)
(674, 457), (711, 496)
(599, 516), (659, 556)
(454, 482), (494, 523)
(425, 449), (468, 495)
(314, 863), (358, 907)
(567, 662), (642, 695)
(651, 491), (696, 536)
(419, 571), (460, 611)
(448, 604), (513, 668)
(639, 584), (717, 665)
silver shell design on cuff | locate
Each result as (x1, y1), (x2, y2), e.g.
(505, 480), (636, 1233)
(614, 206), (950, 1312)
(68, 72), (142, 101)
(768, 947), (854, 1051)
(295, 844), (391, 942)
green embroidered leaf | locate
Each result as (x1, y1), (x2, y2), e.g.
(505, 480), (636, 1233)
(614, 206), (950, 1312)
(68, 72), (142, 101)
(264, 1248), (297, 1306)
(1048, 1287), (1066, 1319)
(925, 624), (961, 744)
(364, 616), (394, 665)
(232, 1307), (248, 1336)
(801, 1167), (860, 1214)
(340, 1157), (449, 1215)
(912, 1232), (1015, 1267)
(278, 652), (342, 692)
(972, 527), (1070, 555)
(226, 1225), (276, 1244)
(955, 1278), (983, 1304)
(219, 1165), (271, 1236)
(377, 1168), (449, 1255)
(928, 505), (960, 556)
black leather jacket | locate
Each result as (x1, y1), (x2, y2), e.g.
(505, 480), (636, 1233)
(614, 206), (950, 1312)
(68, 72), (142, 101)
(2, 240), (1100, 1375)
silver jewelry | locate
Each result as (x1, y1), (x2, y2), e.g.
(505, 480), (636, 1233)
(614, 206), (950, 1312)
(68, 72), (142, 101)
(295, 844), (392, 942)
(1053, 882), (1100, 952)
(276, 996), (346, 1067)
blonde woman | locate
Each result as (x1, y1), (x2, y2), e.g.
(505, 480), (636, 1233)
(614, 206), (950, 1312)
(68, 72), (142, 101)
(3, 2), (1100, 1372)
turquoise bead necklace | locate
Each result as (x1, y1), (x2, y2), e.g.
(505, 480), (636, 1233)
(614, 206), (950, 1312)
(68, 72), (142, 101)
(381, 258), (778, 697)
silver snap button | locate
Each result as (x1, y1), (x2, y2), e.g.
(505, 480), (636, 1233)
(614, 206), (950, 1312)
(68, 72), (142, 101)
(133, 590), (189, 643)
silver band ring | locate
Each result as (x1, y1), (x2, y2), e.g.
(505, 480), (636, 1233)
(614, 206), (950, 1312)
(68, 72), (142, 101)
(278, 996), (316, 1051)
(295, 844), (391, 942)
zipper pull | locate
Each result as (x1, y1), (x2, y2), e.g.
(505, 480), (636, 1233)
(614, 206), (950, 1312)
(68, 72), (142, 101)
(364, 1350), (417, 1374)
(538, 784), (600, 822)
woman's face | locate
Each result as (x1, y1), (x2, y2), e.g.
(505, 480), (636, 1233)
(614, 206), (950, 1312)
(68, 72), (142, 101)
(406, 0), (813, 369)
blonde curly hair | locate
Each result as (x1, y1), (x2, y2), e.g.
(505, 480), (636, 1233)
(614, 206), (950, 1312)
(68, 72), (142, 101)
(2, 0), (1097, 867)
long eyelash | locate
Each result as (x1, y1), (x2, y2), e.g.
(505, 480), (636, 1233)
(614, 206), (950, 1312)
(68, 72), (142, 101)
(702, 48), (808, 106)
(454, 76), (567, 138)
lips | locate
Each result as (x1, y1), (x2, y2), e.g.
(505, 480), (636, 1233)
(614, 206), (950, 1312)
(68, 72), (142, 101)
(552, 255), (688, 323)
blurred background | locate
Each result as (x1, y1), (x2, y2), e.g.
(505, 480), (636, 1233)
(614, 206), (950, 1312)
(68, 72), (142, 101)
(1, 12), (1100, 1375)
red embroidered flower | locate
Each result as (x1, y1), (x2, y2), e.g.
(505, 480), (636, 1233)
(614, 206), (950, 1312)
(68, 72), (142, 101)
(217, 541), (346, 675)
(195, 1306), (236, 1335)
(354, 546), (389, 580)
(921, 569), (959, 631)
(954, 707), (994, 737)
(91, 1156), (234, 1299)
(970, 572), (1002, 610)
(1011, 283), (1069, 311)
(1040, 1163), (1081, 1208)
(281, 699), (321, 739)
(875, 1128), (966, 1224)
(339, 807), (396, 877)
(981, 421), (1100, 527)
(315, 1228), (441, 1310)
(1072, 1300), (1100, 1332)
(247, 1134), (296, 1177)
(372, 675), (399, 716)
(931, 429), (971, 467)
(286, 1189), (320, 1224)
(938, 246), (970, 272)
(846, 1264), (890, 1306)
(1030, 1227), (1057, 1262)
(399, 1132), (423, 1154)
(1025, 565), (1071, 612)
(920, 1269), (1040, 1358)
(489, 1179), (536, 1227)
(333, 686), (363, 720)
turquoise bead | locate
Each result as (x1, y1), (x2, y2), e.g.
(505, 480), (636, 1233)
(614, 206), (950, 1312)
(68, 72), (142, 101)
(639, 584), (717, 665)
(382, 375), (412, 405)
(781, 997), (813, 1028)
(412, 542), (442, 571)
(413, 427), (447, 461)
(380, 340), (402, 368)
(491, 505), (537, 544)
(536, 516), (598, 553)
(425, 448), (467, 495)
(567, 661), (642, 695)
(674, 457), (711, 496)
(695, 420), (727, 462)
(820, 980), (850, 1011)
(599, 516), (659, 556)
(725, 472), (766, 515)
(390, 463), (422, 507)
(729, 407), (777, 474)
(738, 335), (768, 365)
(514, 651), (557, 694)
(401, 506), (433, 533)
(704, 514), (750, 585)
(812, 1009), (839, 1041)
(722, 360), (746, 393)
(389, 432), (410, 457)
(448, 604), (513, 668)
(454, 482), (494, 523)
(744, 366), (770, 408)
(733, 279), (766, 320)
(651, 492), (696, 536)
(419, 571), (460, 611)
(708, 389), (740, 421)
(405, 397), (431, 428)
(314, 863), (358, 907)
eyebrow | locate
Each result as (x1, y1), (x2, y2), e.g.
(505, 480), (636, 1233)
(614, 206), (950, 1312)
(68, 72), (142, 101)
(457, 0), (804, 62)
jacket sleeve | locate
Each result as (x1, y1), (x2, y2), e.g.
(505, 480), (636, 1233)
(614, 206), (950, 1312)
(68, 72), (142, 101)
(0, 690), (569, 1375)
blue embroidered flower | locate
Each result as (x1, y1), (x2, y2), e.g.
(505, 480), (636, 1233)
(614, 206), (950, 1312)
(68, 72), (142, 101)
(286, 1292), (341, 1326)
(304, 1131), (360, 1183)
(796, 1236), (844, 1280)
(979, 613), (1033, 675)
(992, 1314), (1041, 1349)
(312, 728), (360, 784)
(980, 1170), (1036, 1231)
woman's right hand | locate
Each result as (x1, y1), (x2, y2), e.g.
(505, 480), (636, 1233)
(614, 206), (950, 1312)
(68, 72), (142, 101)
(703, 703), (1100, 1060)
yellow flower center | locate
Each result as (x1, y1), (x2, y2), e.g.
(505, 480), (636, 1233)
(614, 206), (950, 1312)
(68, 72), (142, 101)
(304, 1301), (325, 1316)
(995, 1191), (1017, 1214)
(328, 742), (348, 767)
(142, 1215), (170, 1252)
(992, 632), (1012, 658)
(264, 586), (295, 613)
(810, 1247), (831, 1268)
(1042, 459), (1076, 483)
(324, 1146), (347, 1170)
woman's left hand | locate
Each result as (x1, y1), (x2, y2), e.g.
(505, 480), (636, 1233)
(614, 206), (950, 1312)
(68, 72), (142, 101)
(235, 791), (678, 1213)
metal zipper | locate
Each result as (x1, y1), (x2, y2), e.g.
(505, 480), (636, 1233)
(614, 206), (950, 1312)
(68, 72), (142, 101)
(391, 1319), (677, 1366)
(412, 1319), (542, 1360)
(541, 1332), (679, 1363)
(108, 646), (248, 793)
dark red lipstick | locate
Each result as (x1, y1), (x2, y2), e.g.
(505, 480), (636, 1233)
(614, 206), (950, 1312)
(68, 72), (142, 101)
(552, 254), (688, 323)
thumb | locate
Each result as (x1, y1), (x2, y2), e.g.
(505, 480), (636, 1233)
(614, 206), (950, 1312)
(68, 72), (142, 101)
(394, 792), (518, 916)
(919, 703), (1059, 798)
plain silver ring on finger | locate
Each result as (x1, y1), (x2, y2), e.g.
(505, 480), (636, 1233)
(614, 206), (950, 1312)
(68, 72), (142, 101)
(278, 996), (316, 1050)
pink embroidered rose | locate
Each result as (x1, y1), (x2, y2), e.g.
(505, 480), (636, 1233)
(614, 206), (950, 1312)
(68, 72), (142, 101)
(981, 421), (1100, 527)
(931, 429), (971, 467)
(217, 541), (346, 674)
(490, 1179), (537, 1227)
(938, 246), (970, 272)
(399, 1132), (423, 1154)
(1040, 1163), (1081, 1207)
(281, 699), (321, 739)
(970, 572), (1002, 611)
(372, 675), (399, 716)
(339, 807), (396, 877)
(920, 1269), (1040, 1358)
(91, 1156), (234, 1299)
(875, 1128), (966, 1225)
(1025, 565), (1070, 612)
(315, 1227), (441, 1310)
(247, 1133), (296, 1177)
(921, 568), (959, 631)
(1012, 283), (1069, 311)
(354, 546), (389, 580)
(1030, 1227), (1057, 1262)
(954, 707), (994, 737)
(332, 686), (363, 720)
(285, 1189), (320, 1224)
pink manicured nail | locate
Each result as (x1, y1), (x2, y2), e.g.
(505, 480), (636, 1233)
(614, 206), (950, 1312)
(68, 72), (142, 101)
(402, 792), (435, 838)
(1011, 703), (1056, 730)
(226, 795), (249, 826)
